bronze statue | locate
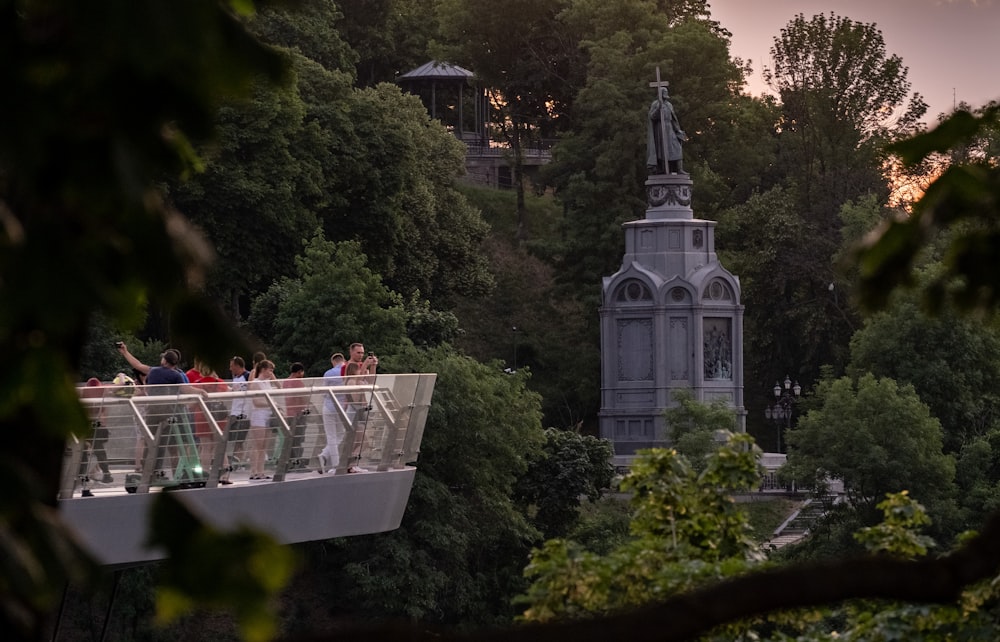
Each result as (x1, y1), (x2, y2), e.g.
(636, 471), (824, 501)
(646, 85), (687, 175)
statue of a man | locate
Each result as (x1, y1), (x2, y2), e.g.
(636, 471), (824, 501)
(646, 86), (687, 175)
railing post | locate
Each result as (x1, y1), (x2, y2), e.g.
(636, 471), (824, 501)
(376, 395), (408, 472)
(65, 375), (433, 491)
(59, 437), (85, 499)
(269, 410), (293, 482)
(399, 374), (435, 468)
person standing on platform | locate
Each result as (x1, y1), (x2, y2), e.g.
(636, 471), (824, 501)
(248, 351), (266, 382)
(319, 352), (346, 473)
(116, 344), (205, 397)
(247, 359), (278, 480)
(187, 360), (228, 475)
(79, 378), (112, 495)
(227, 356), (252, 466)
(345, 342), (379, 376)
(342, 360), (373, 474)
(283, 362), (310, 469)
(185, 358), (206, 386)
(116, 344), (207, 478)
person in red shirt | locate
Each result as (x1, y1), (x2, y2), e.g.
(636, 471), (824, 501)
(187, 360), (229, 480)
(283, 362), (310, 469)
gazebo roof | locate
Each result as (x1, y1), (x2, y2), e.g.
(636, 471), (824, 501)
(398, 60), (474, 81)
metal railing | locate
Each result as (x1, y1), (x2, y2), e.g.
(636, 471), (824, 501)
(463, 138), (555, 159)
(63, 374), (436, 500)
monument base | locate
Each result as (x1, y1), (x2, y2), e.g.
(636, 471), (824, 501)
(645, 173), (693, 220)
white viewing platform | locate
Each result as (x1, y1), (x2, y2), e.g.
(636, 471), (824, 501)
(60, 373), (436, 566)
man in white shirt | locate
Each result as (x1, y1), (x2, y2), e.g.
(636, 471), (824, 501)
(227, 356), (252, 464)
(318, 353), (346, 473)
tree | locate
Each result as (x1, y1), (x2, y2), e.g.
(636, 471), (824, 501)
(766, 12), (925, 219)
(848, 279), (1000, 453)
(171, 5), (495, 318)
(166, 76), (322, 319)
(312, 82), (495, 308)
(447, 187), (599, 429)
(696, 92), (783, 214)
(254, 0), (358, 75)
(767, 13), (925, 143)
(335, 0), (439, 86)
(436, 0), (580, 241)
(517, 483), (1000, 642)
(246, 230), (408, 374)
(514, 428), (615, 539)
(725, 13), (928, 412)
(716, 187), (857, 439)
(663, 388), (738, 472)
(518, 432), (762, 623)
(856, 104), (1000, 315)
(784, 373), (957, 525)
(0, 0), (294, 638)
(954, 430), (1000, 530)
(295, 346), (548, 628)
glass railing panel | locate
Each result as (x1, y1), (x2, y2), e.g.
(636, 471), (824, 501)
(67, 373), (435, 497)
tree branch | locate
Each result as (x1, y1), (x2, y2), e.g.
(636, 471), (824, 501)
(298, 510), (1000, 642)
(518, 510), (1000, 642)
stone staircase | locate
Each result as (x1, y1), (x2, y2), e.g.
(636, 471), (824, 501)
(765, 496), (837, 550)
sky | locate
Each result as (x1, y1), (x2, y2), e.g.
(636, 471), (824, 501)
(709, 0), (1000, 123)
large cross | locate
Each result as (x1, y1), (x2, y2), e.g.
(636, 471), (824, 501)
(648, 66), (670, 93)
(648, 66), (671, 173)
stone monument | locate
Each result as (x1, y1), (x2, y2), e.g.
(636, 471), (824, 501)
(598, 69), (745, 467)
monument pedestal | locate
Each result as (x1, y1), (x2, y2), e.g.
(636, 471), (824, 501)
(600, 172), (745, 466)
(645, 173), (693, 220)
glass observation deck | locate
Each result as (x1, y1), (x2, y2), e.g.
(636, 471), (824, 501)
(59, 373), (436, 566)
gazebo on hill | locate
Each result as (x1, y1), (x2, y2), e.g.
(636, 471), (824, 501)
(397, 60), (553, 189)
(397, 60), (488, 145)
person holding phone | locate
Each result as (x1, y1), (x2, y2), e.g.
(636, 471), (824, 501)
(344, 342), (378, 376)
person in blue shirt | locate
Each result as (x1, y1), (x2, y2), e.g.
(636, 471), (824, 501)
(116, 344), (207, 479)
(318, 352), (346, 473)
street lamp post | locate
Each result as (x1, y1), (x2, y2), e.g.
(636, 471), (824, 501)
(764, 375), (801, 453)
(512, 326), (518, 373)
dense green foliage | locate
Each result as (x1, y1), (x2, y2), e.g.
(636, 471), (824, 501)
(785, 374), (957, 525)
(171, 5), (495, 316)
(294, 348), (547, 627)
(857, 102), (1000, 314)
(663, 388), (739, 472)
(247, 231), (408, 374)
(848, 282), (1000, 453)
(718, 13), (927, 424)
(519, 463), (1000, 642)
(0, 1), (300, 638)
(519, 433), (761, 623)
(515, 428), (616, 539)
(5, 0), (1000, 640)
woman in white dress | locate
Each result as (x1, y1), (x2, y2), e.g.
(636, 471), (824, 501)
(247, 360), (278, 480)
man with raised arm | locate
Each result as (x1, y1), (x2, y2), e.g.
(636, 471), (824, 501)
(344, 342), (379, 376)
